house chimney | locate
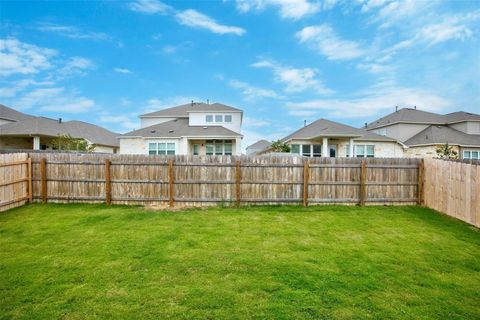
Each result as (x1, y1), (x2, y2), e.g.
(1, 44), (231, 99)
(304, 120), (307, 127)
(395, 106), (398, 112)
(58, 118), (62, 123)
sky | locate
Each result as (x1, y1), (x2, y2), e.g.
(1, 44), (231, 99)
(0, 0), (479, 149)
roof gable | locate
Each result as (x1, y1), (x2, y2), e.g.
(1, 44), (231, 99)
(0, 104), (35, 122)
(404, 125), (480, 146)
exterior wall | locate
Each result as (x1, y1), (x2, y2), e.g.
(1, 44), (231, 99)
(92, 145), (117, 154)
(0, 136), (33, 150)
(370, 123), (431, 142)
(285, 138), (403, 157)
(140, 117), (179, 128)
(449, 121), (480, 135)
(404, 145), (460, 158)
(459, 146), (480, 159)
(119, 138), (146, 154)
(188, 112), (242, 133)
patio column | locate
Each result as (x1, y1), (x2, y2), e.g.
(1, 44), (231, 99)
(322, 137), (328, 157)
(349, 138), (354, 158)
(235, 137), (242, 155)
(33, 136), (40, 150)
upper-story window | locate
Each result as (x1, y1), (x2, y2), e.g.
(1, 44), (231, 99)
(215, 115), (223, 122)
(375, 128), (387, 136)
(206, 115), (213, 123)
(205, 114), (233, 123)
(224, 115), (232, 122)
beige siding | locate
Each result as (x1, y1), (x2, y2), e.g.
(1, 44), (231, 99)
(120, 138), (146, 154)
(404, 145), (460, 158)
(370, 123), (431, 142)
(449, 121), (480, 135)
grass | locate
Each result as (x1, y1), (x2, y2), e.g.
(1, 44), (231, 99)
(0, 204), (479, 319)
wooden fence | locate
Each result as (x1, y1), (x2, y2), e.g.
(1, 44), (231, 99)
(424, 158), (479, 228)
(25, 153), (422, 207)
(0, 153), (32, 212)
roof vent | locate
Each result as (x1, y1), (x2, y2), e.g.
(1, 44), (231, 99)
(58, 118), (62, 124)
(169, 130), (174, 133)
(203, 126), (208, 129)
(395, 106), (398, 112)
(150, 130), (156, 133)
(414, 105), (417, 110)
(191, 100), (194, 106)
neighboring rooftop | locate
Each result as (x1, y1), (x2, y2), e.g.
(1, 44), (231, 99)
(0, 104), (35, 122)
(404, 125), (480, 147)
(122, 118), (242, 138)
(247, 139), (271, 150)
(282, 119), (396, 142)
(366, 107), (480, 130)
(0, 116), (120, 147)
(140, 102), (242, 118)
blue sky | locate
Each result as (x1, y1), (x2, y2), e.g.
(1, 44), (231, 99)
(1, 0), (479, 147)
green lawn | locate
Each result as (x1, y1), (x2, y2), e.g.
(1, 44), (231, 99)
(1, 204), (479, 319)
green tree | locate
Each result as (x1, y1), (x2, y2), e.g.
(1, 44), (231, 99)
(435, 143), (458, 159)
(51, 134), (96, 152)
(270, 140), (290, 152)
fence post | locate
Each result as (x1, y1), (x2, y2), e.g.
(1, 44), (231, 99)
(168, 159), (174, 207)
(417, 158), (424, 206)
(236, 160), (241, 207)
(105, 159), (111, 205)
(303, 161), (309, 206)
(360, 159), (366, 206)
(40, 158), (47, 203)
(27, 157), (32, 203)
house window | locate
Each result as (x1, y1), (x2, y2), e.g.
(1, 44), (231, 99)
(355, 145), (365, 157)
(205, 140), (232, 155)
(463, 150), (479, 160)
(148, 142), (176, 155)
(206, 115), (213, 123)
(302, 144), (311, 157)
(313, 144), (322, 157)
(330, 145), (337, 158)
(215, 115), (223, 122)
(224, 115), (232, 123)
(193, 144), (200, 156)
(291, 144), (300, 154)
(354, 144), (375, 158)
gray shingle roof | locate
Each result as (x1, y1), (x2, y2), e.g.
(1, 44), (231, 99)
(140, 102), (242, 118)
(366, 108), (480, 129)
(0, 117), (120, 147)
(282, 118), (396, 142)
(122, 118), (242, 138)
(0, 104), (35, 122)
(247, 139), (271, 150)
(404, 125), (480, 146)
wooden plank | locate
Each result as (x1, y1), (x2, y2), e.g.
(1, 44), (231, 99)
(0, 177), (28, 187)
(303, 161), (309, 206)
(168, 159), (174, 207)
(27, 157), (33, 203)
(105, 159), (111, 205)
(360, 159), (366, 206)
(40, 158), (47, 203)
(417, 158), (424, 205)
(0, 160), (28, 167)
(236, 160), (241, 207)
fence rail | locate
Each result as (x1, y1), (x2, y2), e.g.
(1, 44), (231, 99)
(0, 153), (32, 212)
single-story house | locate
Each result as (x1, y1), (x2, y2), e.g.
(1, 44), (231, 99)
(246, 139), (271, 155)
(0, 104), (119, 153)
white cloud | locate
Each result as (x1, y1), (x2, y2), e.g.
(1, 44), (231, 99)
(235, 0), (320, 20)
(285, 86), (452, 119)
(0, 38), (56, 76)
(15, 87), (95, 114)
(36, 23), (110, 41)
(127, 0), (172, 14)
(0, 79), (54, 98)
(59, 57), (95, 77)
(99, 114), (139, 131)
(114, 67), (133, 74)
(175, 9), (246, 35)
(419, 13), (478, 46)
(229, 79), (282, 101)
(252, 59), (333, 94)
(296, 24), (365, 60)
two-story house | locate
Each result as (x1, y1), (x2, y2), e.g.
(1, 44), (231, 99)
(366, 107), (480, 160)
(119, 101), (243, 155)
